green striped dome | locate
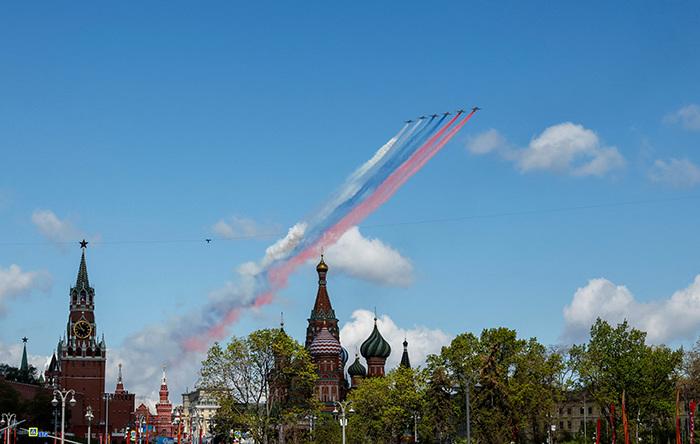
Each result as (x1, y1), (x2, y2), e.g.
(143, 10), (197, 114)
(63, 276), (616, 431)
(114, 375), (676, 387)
(348, 355), (367, 377)
(360, 321), (391, 359)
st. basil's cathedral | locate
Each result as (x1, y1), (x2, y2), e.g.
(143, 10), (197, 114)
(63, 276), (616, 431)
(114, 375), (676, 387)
(304, 256), (412, 410)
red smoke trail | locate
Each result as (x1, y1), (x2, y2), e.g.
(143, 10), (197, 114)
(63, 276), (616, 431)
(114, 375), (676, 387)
(190, 111), (477, 350)
(269, 111), (476, 289)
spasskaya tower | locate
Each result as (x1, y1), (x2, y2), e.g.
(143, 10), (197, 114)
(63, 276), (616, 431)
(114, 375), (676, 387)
(54, 240), (107, 435)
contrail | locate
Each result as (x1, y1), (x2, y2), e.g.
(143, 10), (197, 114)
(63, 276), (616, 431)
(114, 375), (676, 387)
(180, 110), (478, 352)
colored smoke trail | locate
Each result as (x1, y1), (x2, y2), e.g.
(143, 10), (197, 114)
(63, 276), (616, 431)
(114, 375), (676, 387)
(180, 110), (478, 352)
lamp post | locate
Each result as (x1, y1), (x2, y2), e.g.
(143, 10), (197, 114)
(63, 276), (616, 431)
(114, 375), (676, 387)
(305, 415), (317, 440)
(136, 415), (145, 444)
(86, 406), (94, 444)
(413, 412), (421, 443)
(462, 376), (481, 444)
(332, 401), (354, 444)
(1, 413), (18, 444)
(51, 389), (76, 444)
(173, 414), (181, 444)
(103, 394), (113, 444)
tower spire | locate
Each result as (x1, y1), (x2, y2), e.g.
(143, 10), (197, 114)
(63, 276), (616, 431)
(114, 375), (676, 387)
(20, 337), (29, 372)
(400, 336), (411, 369)
(115, 363), (125, 394)
(76, 240), (90, 289)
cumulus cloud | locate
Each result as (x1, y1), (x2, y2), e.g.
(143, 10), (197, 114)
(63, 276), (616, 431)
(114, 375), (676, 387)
(466, 129), (509, 155)
(466, 123), (625, 177)
(324, 227), (413, 287)
(664, 104), (700, 131)
(212, 216), (280, 240)
(107, 326), (200, 407)
(31, 209), (85, 246)
(0, 339), (50, 371)
(649, 158), (700, 187)
(340, 309), (452, 371)
(0, 264), (51, 316)
(562, 275), (700, 344)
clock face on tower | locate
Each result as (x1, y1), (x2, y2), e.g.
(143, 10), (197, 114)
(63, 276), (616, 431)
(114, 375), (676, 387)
(73, 320), (92, 339)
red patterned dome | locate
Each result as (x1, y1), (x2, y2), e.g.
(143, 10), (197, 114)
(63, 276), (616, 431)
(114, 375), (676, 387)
(309, 327), (342, 356)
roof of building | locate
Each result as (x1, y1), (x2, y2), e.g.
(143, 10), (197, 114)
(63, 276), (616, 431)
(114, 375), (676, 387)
(309, 327), (342, 356)
(360, 318), (391, 359)
(348, 354), (367, 377)
(310, 256), (337, 321)
(400, 338), (411, 369)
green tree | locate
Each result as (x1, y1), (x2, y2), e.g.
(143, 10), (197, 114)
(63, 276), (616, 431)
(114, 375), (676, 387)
(428, 328), (562, 444)
(347, 367), (423, 444)
(571, 319), (682, 442)
(198, 328), (318, 444)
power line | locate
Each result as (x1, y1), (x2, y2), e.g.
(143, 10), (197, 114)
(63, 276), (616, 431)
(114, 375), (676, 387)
(1, 194), (698, 247)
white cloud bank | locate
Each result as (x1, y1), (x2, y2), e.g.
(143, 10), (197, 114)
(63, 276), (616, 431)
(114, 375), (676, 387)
(31, 209), (86, 246)
(562, 275), (700, 344)
(340, 309), (451, 371)
(664, 104), (700, 131)
(212, 216), (280, 240)
(466, 123), (625, 177)
(0, 339), (50, 371)
(0, 264), (51, 316)
(649, 158), (700, 187)
(325, 227), (414, 287)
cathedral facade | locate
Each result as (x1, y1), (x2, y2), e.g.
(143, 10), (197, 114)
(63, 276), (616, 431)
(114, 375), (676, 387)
(304, 257), (410, 410)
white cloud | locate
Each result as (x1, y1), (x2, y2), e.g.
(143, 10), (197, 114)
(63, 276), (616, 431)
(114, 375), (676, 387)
(664, 104), (700, 131)
(520, 123), (625, 176)
(212, 216), (280, 240)
(107, 326), (201, 408)
(649, 158), (700, 187)
(324, 226), (414, 287)
(340, 309), (451, 371)
(562, 275), (700, 344)
(0, 339), (50, 371)
(466, 129), (509, 155)
(467, 123), (625, 177)
(31, 209), (83, 245)
(0, 264), (51, 316)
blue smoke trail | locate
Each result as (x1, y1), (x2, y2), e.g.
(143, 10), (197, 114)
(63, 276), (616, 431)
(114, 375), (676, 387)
(299, 115), (447, 250)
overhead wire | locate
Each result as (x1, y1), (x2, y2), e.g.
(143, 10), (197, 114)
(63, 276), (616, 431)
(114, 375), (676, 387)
(0, 194), (698, 247)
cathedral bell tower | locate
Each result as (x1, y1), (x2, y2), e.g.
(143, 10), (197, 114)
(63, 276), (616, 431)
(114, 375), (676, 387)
(56, 240), (107, 436)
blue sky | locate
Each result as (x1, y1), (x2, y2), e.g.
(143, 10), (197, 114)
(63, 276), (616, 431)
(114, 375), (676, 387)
(1, 1), (699, 401)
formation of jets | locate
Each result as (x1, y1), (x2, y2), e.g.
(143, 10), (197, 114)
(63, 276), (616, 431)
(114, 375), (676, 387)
(406, 107), (480, 122)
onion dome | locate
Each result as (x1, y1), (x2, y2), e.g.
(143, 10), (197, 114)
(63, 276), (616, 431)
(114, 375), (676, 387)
(309, 327), (342, 357)
(348, 354), (367, 377)
(340, 346), (349, 367)
(360, 318), (391, 359)
(316, 255), (329, 273)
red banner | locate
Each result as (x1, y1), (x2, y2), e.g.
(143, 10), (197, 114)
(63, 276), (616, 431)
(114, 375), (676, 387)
(677, 390), (682, 444)
(611, 404), (616, 444)
(596, 418), (602, 444)
(690, 400), (696, 444)
(622, 392), (630, 444)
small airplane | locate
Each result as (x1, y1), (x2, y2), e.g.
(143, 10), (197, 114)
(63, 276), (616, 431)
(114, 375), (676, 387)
(457, 109), (465, 113)
(430, 114), (439, 118)
(443, 112), (451, 116)
(205, 239), (212, 244)
(419, 115), (426, 119)
(472, 106), (481, 112)
(405, 119), (413, 124)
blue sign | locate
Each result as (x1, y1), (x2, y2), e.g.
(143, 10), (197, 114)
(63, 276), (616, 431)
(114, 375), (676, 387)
(38, 432), (49, 438)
